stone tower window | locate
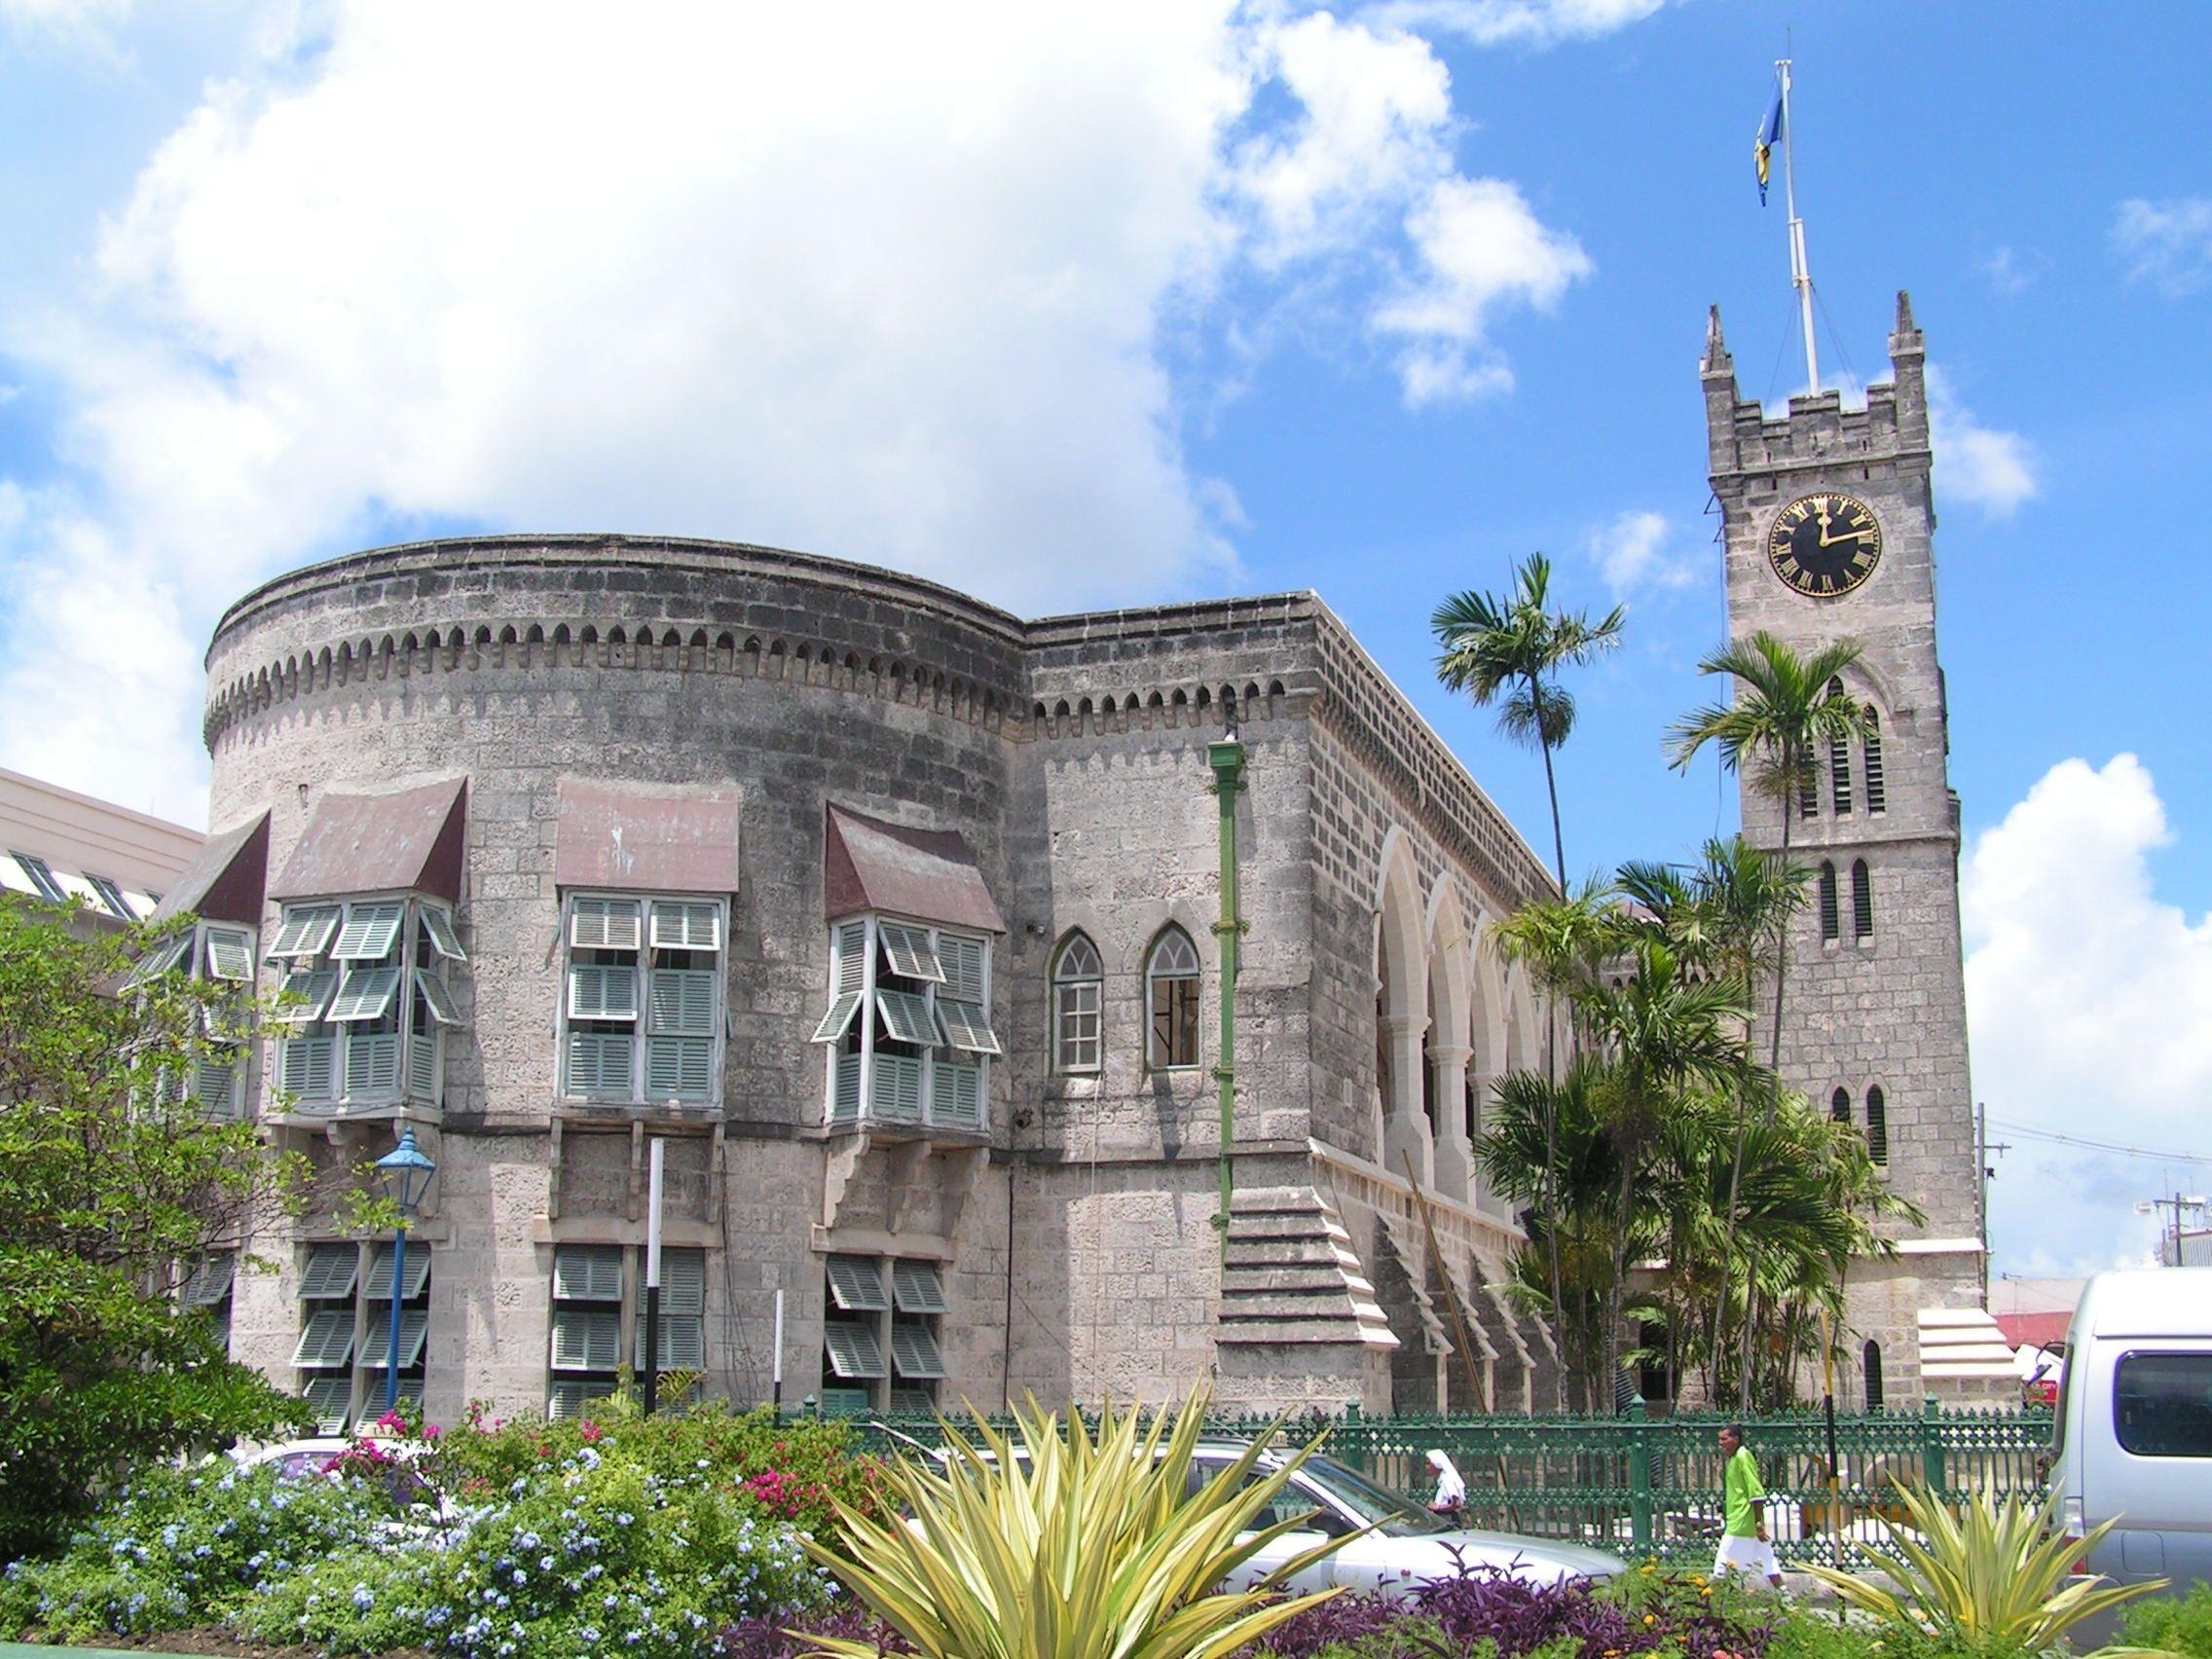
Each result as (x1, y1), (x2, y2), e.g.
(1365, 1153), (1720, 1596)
(1851, 860), (1874, 940)
(1798, 768), (1819, 820)
(1051, 932), (1103, 1074)
(1864, 715), (1887, 814)
(1827, 679), (1853, 814)
(1819, 862), (1839, 941)
(1145, 926), (1200, 1071)
(1862, 1339), (1885, 1411)
(1830, 1087), (1851, 1124)
(1865, 1085), (1889, 1165)
(559, 896), (725, 1107)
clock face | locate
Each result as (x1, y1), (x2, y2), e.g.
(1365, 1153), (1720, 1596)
(1766, 493), (1883, 598)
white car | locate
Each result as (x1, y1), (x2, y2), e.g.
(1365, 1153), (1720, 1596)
(1184, 1441), (1624, 1598)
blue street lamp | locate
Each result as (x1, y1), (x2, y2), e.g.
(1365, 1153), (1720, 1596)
(373, 1127), (437, 1413)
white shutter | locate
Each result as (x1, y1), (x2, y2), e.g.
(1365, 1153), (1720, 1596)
(571, 898), (644, 950)
(553, 1244), (625, 1303)
(810, 991), (864, 1045)
(299, 1242), (359, 1300)
(872, 1053), (924, 1122)
(646, 970), (716, 1036)
(891, 1320), (946, 1380)
(827, 1256), (889, 1311)
(419, 906), (467, 962)
(647, 901), (720, 951)
(550, 1309), (622, 1372)
(939, 935), (985, 1003)
(645, 1036), (713, 1101)
(892, 1259), (947, 1314)
(565, 1032), (636, 1099)
(290, 1309), (358, 1369)
(274, 969), (339, 1026)
(548, 1379), (618, 1419)
(658, 1248), (707, 1314)
(277, 1035), (337, 1099)
(328, 967), (402, 1022)
(406, 1033), (439, 1102)
(644, 1314), (705, 1371)
(345, 1032), (401, 1097)
(569, 964), (640, 1021)
(202, 927), (255, 982)
(191, 1054), (240, 1116)
(362, 1242), (431, 1301)
(878, 923), (944, 982)
(182, 1252), (236, 1308)
(831, 920), (869, 993)
(269, 905), (342, 960)
(931, 1059), (983, 1128)
(937, 999), (1001, 1056)
(125, 934), (193, 989)
(415, 969), (461, 1025)
(331, 902), (406, 961)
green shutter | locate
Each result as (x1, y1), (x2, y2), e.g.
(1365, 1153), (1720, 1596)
(550, 1309), (622, 1372)
(360, 1308), (430, 1368)
(937, 998), (1001, 1056)
(931, 1058), (982, 1127)
(362, 1242), (431, 1301)
(823, 1319), (886, 1379)
(299, 1243), (358, 1301)
(274, 969), (339, 1026)
(892, 1259), (947, 1314)
(658, 1248), (707, 1314)
(302, 1376), (352, 1434)
(832, 920), (869, 993)
(203, 927), (255, 981)
(565, 1031), (636, 1099)
(827, 1256), (889, 1311)
(406, 1033), (439, 1102)
(270, 905), (342, 959)
(416, 968), (461, 1025)
(331, 902), (407, 961)
(871, 1052), (923, 1122)
(548, 1379), (618, 1419)
(939, 935), (985, 1003)
(830, 1051), (863, 1123)
(344, 1032), (401, 1097)
(646, 969), (716, 1036)
(182, 1252), (236, 1307)
(419, 906), (466, 961)
(891, 1320), (945, 1380)
(810, 991), (864, 1044)
(874, 989), (936, 1045)
(638, 1313), (705, 1371)
(328, 967), (402, 1022)
(553, 1244), (624, 1302)
(125, 933), (192, 989)
(277, 1034), (336, 1098)
(878, 923), (943, 982)
(192, 1054), (240, 1116)
(644, 1036), (713, 1101)
(569, 964), (639, 1021)
(291, 1308), (358, 1369)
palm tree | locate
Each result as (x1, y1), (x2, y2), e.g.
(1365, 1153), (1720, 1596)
(1664, 632), (1869, 1072)
(1432, 553), (1625, 897)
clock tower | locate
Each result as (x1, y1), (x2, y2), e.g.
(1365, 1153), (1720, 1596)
(1702, 293), (1990, 1405)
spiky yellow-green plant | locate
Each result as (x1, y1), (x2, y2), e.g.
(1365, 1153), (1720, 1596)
(797, 1387), (1355, 1659)
(1798, 1478), (2165, 1648)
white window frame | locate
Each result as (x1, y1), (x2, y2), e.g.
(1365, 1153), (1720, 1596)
(126, 921), (259, 1118)
(269, 897), (461, 1114)
(814, 915), (996, 1130)
(1145, 926), (1202, 1073)
(1051, 933), (1103, 1074)
(556, 892), (728, 1108)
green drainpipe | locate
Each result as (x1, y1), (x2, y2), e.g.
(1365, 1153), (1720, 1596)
(1208, 732), (1247, 1261)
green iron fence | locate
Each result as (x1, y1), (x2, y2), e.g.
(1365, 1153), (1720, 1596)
(842, 1397), (2054, 1568)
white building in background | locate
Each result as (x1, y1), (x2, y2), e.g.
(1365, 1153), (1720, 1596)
(0, 765), (202, 933)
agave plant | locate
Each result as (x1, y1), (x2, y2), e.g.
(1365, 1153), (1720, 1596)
(796, 1386), (1356, 1659)
(1798, 1478), (2165, 1648)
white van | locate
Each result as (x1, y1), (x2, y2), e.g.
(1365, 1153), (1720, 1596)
(2047, 1268), (2212, 1601)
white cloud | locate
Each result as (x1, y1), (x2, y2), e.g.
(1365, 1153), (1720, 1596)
(1964, 756), (2212, 1275)
(1979, 245), (2039, 296)
(2113, 196), (2212, 297)
(1365, 0), (1664, 48)
(0, 1), (1613, 821)
(1926, 364), (2037, 519)
(0, 0), (128, 44)
(1583, 508), (1696, 599)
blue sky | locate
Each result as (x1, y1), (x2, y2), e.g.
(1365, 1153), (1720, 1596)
(2, 0), (2206, 1279)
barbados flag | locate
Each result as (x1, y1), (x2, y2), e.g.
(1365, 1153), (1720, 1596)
(1754, 87), (1784, 204)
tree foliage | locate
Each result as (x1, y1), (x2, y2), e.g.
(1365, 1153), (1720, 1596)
(0, 903), (312, 1559)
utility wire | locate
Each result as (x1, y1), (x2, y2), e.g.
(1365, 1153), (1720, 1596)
(1988, 1119), (2212, 1166)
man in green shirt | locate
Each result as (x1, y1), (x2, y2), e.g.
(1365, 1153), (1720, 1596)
(1714, 1424), (1784, 1587)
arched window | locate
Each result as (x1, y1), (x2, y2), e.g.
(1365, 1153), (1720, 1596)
(1830, 1087), (1852, 1124)
(1865, 1085), (1889, 1165)
(1862, 1340), (1885, 1412)
(1852, 859), (1874, 939)
(1146, 927), (1200, 1070)
(1798, 764), (1819, 819)
(1819, 862), (1840, 941)
(1863, 713), (1887, 814)
(1051, 933), (1102, 1075)
(1827, 679), (1853, 814)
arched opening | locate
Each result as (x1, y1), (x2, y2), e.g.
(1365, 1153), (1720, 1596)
(1819, 862), (1839, 941)
(1862, 1340), (1885, 1412)
(1865, 1086), (1889, 1165)
(1145, 927), (1199, 1071)
(1864, 713), (1887, 814)
(1828, 678), (1853, 814)
(1852, 859), (1874, 939)
(1051, 932), (1102, 1075)
(1830, 1086), (1852, 1124)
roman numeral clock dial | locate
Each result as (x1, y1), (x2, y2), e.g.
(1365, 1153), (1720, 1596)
(1766, 493), (1883, 598)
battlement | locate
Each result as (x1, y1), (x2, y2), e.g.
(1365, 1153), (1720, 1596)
(1702, 291), (1929, 485)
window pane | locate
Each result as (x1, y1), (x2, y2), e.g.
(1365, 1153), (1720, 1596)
(1151, 977), (1198, 1068)
(1053, 933), (1101, 980)
(1055, 980), (1100, 1072)
(1148, 928), (1199, 977)
(2114, 1353), (2212, 1457)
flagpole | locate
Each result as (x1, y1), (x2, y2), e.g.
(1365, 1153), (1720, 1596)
(1778, 56), (1820, 394)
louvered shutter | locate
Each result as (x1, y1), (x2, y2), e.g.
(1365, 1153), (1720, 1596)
(183, 1253), (236, 1307)
(299, 1242), (359, 1300)
(550, 1309), (622, 1372)
(890, 1320), (946, 1379)
(878, 923), (944, 982)
(818, 1386), (873, 1416)
(192, 1054), (240, 1116)
(416, 969), (461, 1025)
(125, 934), (193, 989)
(332, 902), (407, 961)
(832, 920), (868, 992)
(270, 905), (342, 960)
(645, 1036), (713, 1101)
(830, 1051), (863, 1123)
(328, 967), (402, 1021)
(345, 1033), (401, 1097)
(291, 1309), (358, 1369)
(303, 1376), (353, 1435)
(937, 999), (1001, 1056)
(874, 989), (936, 1044)
(361, 1309), (430, 1368)
(827, 1256), (889, 1311)
(203, 927), (255, 981)
(419, 906), (467, 961)
(277, 1035), (337, 1098)
(810, 992), (864, 1044)
(274, 969), (339, 1025)
(569, 964), (639, 1021)
(931, 1059), (982, 1127)
(406, 1034), (439, 1102)
(889, 1385), (938, 1415)
(553, 1244), (625, 1302)
(823, 1319), (886, 1379)
(647, 970), (716, 1036)
(565, 1031), (636, 1099)
(658, 1249), (707, 1313)
(939, 935), (985, 1002)
(363, 1242), (432, 1301)
(642, 1314), (705, 1371)
(892, 1259), (947, 1314)
(548, 1379), (618, 1420)
(648, 901), (720, 951)
(872, 1052), (923, 1122)
(571, 898), (644, 950)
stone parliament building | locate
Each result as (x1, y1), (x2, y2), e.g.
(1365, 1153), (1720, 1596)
(144, 300), (1997, 1428)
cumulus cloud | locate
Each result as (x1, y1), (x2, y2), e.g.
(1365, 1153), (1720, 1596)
(0, 1), (1618, 820)
(1366, 0), (1665, 48)
(1926, 364), (2037, 519)
(1963, 756), (2212, 1274)
(1978, 245), (2040, 296)
(1584, 508), (1697, 599)
(2113, 196), (2212, 296)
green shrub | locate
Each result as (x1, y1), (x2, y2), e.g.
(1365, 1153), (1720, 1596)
(2119, 1582), (2212, 1658)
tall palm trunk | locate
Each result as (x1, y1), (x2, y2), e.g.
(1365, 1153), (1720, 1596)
(1532, 677), (1568, 1400)
(1736, 750), (1797, 1407)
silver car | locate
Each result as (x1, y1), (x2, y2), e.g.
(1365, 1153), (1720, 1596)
(1185, 1440), (1624, 1598)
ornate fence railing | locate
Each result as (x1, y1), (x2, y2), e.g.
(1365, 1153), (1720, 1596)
(841, 1398), (2054, 1567)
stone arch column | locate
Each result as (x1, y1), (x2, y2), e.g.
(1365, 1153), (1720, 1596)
(1381, 1013), (1432, 1184)
(1427, 1043), (1474, 1202)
